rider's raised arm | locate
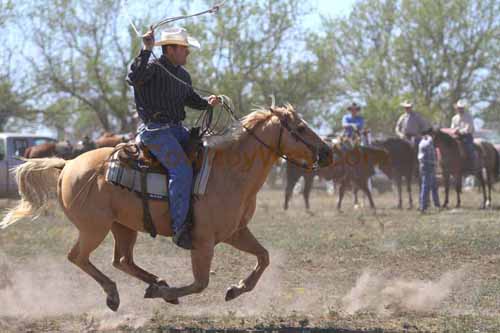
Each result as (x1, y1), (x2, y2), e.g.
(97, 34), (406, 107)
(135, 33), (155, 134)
(126, 50), (157, 86)
(127, 29), (157, 86)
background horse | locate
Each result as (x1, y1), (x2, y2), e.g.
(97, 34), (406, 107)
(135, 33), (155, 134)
(23, 141), (74, 159)
(1, 105), (331, 311)
(372, 138), (417, 209)
(432, 129), (489, 208)
(474, 139), (500, 206)
(284, 145), (390, 211)
(95, 132), (133, 148)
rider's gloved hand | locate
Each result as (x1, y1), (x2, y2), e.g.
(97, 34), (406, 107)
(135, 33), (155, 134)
(142, 27), (155, 51)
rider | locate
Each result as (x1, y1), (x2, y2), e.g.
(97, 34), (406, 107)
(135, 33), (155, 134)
(127, 27), (220, 250)
(450, 100), (476, 171)
(342, 102), (368, 145)
(395, 100), (431, 148)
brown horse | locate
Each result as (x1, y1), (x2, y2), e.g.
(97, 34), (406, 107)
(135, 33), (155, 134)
(284, 145), (390, 211)
(372, 138), (418, 209)
(95, 132), (133, 148)
(0, 105), (331, 311)
(431, 129), (493, 208)
(474, 139), (500, 206)
(24, 141), (74, 159)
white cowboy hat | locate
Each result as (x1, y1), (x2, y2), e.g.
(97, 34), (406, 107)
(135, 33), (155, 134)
(400, 100), (413, 108)
(154, 27), (201, 49)
(454, 100), (467, 108)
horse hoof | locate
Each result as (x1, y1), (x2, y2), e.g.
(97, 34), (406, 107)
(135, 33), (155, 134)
(144, 284), (159, 299)
(225, 286), (238, 301)
(156, 281), (180, 305)
(106, 293), (120, 312)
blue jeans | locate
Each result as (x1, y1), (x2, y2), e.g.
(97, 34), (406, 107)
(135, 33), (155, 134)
(419, 165), (440, 210)
(138, 123), (192, 233)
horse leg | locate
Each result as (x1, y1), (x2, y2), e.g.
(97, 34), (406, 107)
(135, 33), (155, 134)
(352, 185), (358, 208)
(395, 176), (402, 209)
(358, 180), (375, 209)
(303, 174), (313, 211)
(111, 223), (179, 304)
(67, 228), (120, 311)
(284, 174), (298, 210)
(476, 171), (487, 209)
(485, 170), (492, 208)
(337, 181), (346, 211)
(144, 239), (215, 301)
(455, 173), (462, 208)
(406, 175), (413, 209)
(224, 227), (269, 301)
(443, 173), (450, 208)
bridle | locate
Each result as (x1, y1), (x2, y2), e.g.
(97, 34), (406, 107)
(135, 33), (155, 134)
(242, 108), (326, 171)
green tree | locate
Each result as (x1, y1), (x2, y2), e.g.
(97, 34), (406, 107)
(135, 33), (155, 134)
(26, 0), (165, 135)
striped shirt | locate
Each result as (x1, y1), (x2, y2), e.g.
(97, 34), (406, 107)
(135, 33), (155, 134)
(127, 50), (209, 124)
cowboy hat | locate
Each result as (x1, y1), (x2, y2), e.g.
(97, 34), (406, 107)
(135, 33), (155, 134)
(400, 100), (413, 108)
(454, 100), (467, 108)
(154, 27), (201, 49)
(347, 102), (361, 111)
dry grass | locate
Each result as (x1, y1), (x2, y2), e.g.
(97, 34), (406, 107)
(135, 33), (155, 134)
(1, 187), (500, 332)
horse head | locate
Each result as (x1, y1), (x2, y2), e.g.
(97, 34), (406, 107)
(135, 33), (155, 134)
(266, 104), (332, 169)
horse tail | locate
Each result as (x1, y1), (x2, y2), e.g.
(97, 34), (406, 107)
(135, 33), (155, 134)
(0, 158), (66, 229)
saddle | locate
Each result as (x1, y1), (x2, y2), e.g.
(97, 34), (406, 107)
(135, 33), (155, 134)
(105, 127), (213, 237)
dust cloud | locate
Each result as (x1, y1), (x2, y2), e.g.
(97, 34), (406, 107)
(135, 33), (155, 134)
(342, 267), (467, 315)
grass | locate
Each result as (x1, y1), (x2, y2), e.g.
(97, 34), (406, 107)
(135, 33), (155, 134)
(1, 187), (500, 332)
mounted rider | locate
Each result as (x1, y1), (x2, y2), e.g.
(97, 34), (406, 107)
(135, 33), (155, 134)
(342, 102), (370, 146)
(127, 27), (220, 250)
(395, 100), (431, 148)
(450, 100), (476, 171)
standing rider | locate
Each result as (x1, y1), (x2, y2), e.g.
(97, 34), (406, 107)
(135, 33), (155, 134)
(395, 100), (430, 148)
(127, 27), (220, 250)
(450, 100), (476, 171)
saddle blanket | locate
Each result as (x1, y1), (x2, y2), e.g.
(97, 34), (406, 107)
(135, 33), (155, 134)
(105, 146), (216, 199)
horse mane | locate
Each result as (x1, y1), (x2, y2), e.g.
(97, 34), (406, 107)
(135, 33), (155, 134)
(205, 104), (297, 150)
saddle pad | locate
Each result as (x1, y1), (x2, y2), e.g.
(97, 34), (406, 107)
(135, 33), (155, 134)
(105, 146), (216, 199)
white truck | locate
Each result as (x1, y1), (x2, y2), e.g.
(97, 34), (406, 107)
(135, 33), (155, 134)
(0, 133), (55, 198)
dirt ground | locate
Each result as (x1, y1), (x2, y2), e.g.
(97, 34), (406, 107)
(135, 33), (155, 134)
(1, 186), (500, 332)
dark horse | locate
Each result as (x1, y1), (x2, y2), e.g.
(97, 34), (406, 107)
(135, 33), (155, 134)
(431, 129), (496, 208)
(372, 138), (418, 209)
(284, 145), (391, 210)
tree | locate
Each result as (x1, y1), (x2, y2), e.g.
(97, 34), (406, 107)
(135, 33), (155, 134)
(319, 0), (405, 134)
(26, 0), (166, 135)
(0, 1), (37, 131)
(395, 0), (500, 123)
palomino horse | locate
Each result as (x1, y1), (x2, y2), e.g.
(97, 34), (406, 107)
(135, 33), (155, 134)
(0, 105), (331, 311)
(431, 129), (494, 208)
(372, 138), (417, 209)
(284, 145), (390, 211)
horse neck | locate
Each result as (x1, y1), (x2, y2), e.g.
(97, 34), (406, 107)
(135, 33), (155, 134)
(211, 125), (279, 197)
(434, 133), (457, 153)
